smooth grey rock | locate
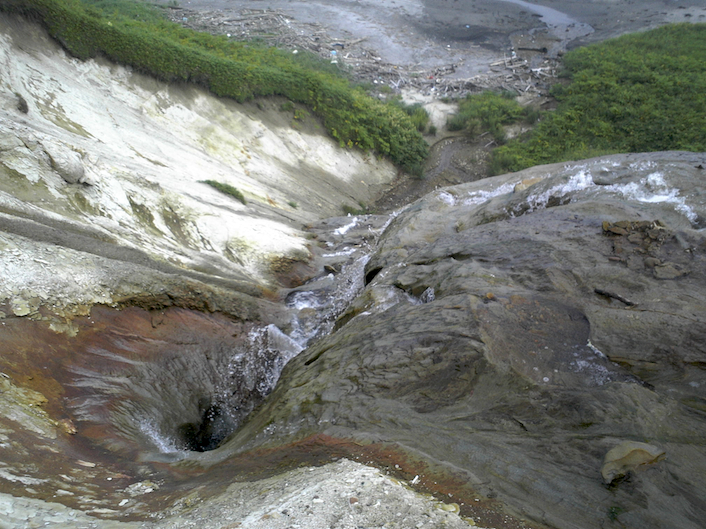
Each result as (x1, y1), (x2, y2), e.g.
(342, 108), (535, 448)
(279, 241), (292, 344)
(225, 152), (706, 529)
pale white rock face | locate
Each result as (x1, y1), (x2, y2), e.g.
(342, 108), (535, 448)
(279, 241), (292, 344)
(0, 459), (479, 529)
(0, 14), (396, 313)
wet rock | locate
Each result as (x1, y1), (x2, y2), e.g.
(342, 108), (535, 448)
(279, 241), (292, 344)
(514, 176), (544, 193)
(226, 152), (706, 529)
(653, 262), (686, 279)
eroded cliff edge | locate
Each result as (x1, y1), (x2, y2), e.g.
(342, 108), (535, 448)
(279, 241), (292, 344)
(0, 12), (397, 328)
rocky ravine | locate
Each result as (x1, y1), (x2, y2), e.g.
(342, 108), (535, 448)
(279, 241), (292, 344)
(1, 9), (706, 529)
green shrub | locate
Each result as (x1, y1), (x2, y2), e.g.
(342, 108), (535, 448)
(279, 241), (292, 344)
(78, 0), (163, 23)
(342, 202), (370, 215)
(201, 180), (247, 205)
(447, 90), (525, 142)
(491, 23), (706, 174)
(387, 96), (430, 132)
(1, 0), (427, 171)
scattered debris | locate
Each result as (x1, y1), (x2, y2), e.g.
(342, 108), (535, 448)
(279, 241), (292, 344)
(167, 7), (559, 99)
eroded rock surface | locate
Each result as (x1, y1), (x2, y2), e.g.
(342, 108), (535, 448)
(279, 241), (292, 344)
(1, 7), (706, 529)
(224, 152), (706, 528)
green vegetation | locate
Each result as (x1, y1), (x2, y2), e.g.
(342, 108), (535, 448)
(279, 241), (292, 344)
(388, 96), (430, 132)
(491, 23), (706, 174)
(342, 202), (371, 215)
(2, 0), (427, 172)
(447, 90), (530, 143)
(201, 180), (247, 205)
(80, 0), (164, 23)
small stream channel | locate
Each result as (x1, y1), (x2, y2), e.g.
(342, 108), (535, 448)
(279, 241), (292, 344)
(65, 213), (401, 462)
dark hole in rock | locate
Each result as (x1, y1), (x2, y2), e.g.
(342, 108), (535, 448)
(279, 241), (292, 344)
(176, 400), (235, 452)
(365, 266), (382, 285)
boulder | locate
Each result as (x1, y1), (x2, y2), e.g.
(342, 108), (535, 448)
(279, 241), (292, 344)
(601, 441), (666, 485)
(42, 140), (85, 184)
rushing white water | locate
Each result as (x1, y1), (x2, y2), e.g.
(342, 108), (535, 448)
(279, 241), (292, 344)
(438, 182), (517, 207)
(518, 167), (700, 225)
(440, 162), (701, 228)
(139, 419), (181, 454)
(612, 172), (699, 224)
(286, 253), (371, 345)
(334, 217), (359, 236)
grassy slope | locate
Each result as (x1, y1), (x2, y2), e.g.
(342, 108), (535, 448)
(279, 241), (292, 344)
(0, 0), (427, 172)
(491, 23), (706, 174)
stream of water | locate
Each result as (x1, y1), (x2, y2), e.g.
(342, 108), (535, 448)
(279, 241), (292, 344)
(135, 214), (397, 456)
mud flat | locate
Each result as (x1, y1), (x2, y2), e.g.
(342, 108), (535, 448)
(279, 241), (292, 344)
(171, 0), (706, 78)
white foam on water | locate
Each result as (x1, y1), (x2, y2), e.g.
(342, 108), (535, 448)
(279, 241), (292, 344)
(438, 191), (457, 206)
(287, 290), (323, 312)
(322, 247), (357, 258)
(612, 172), (698, 223)
(523, 170), (593, 212)
(461, 182), (517, 207)
(519, 168), (699, 224)
(138, 418), (181, 454)
(334, 218), (359, 235)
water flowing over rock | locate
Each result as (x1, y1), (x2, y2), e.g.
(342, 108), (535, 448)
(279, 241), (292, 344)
(1, 8), (706, 529)
(224, 152), (706, 528)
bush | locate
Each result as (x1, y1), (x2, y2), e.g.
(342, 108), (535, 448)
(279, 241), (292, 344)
(342, 202), (370, 215)
(1, 0), (428, 171)
(447, 90), (525, 142)
(387, 96), (430, 132)
(490, 23), (706, 174)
